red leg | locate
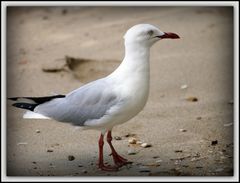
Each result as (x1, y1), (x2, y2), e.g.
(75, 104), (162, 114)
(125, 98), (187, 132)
(98, 133), (118, 171)
(107, 131), (132, 167)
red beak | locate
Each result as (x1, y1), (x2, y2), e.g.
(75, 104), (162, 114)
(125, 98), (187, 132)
(158, 32), (180, 39)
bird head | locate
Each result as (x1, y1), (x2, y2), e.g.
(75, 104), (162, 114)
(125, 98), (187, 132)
(124, 24), (180, 47)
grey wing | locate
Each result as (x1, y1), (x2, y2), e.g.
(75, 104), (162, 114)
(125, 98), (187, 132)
(34, 79), (118, 126)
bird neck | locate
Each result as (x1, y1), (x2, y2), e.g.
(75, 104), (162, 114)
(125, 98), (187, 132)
(111, 43), (150, 78)
(124, 43), (150, 62)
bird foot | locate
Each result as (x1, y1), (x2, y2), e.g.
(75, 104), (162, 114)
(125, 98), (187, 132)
(114, 160), (132, 168)
(98, 164), (119, 171)
(110, 153), (132, 167)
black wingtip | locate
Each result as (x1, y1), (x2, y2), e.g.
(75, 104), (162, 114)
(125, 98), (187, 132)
(9, 94), (65, 111)
(12, 102), (38, 111)
(8, 95), (66, 103)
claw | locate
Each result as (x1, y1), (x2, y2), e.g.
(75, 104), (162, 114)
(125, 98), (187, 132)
(112, 154), (132, 167)
(98, 164), (119, 171)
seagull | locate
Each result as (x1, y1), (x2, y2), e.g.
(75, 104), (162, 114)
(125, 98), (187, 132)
(8, 24), (180, 171)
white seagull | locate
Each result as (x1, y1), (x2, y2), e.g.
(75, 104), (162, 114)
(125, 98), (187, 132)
(9, 24), (180, 171)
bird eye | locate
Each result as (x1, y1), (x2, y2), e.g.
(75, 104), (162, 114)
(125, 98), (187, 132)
(147, 30), (154, 36)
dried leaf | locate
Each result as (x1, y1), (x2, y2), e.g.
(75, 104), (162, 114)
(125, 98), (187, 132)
(128, 138), (137, 144)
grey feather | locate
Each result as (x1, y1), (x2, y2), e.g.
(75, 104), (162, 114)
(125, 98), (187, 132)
(34, 79), (119, 126)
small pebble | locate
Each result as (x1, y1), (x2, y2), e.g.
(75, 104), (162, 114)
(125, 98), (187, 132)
(68, 155), (75, 161)
(127, 149), (137, 155)
(179, 129), (187, 132)
(136, 140), (143, 145)
(51, 143), (60, 147)
(47, 149), (54, 152)
(36, 129), (41, 133)
(174, 167), (181, 171)
(78, 164), (83, 167)
(174, 150), (183, 153)
(211, 140), (218, 146)
(174, 160), (181, 165)
(140, 143), (152, 148)
(193, 153), (201, 158)
(152, 156), (160, 159)
(180, 84), (188, 89)
(125, 133), (136, 137)
(82, 170), (87, 174)
(128, 138), (137, 144)
(218, 151), (224, 155)
(33, 167), (37, 169)
(139, 166), (151, 173)
(196, 117), (202, 120)
(155, 159), (163, 163)
(114, 136), (122, 140)
(186, 96), (198, 102)
(32, 161), (37, 164)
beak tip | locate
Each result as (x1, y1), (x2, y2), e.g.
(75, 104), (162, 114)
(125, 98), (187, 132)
(162, 32), (180, 39)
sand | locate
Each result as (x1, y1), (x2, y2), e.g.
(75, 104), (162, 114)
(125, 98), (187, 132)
(6, 7), (233, 176)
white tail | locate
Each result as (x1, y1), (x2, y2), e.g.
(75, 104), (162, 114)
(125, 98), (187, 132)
(23, 111), (50, 119)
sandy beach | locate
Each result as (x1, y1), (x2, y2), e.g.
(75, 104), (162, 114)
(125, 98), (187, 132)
(6, 7), (233, 176)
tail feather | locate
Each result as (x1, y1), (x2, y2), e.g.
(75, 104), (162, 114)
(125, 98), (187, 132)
(23, 111), (50, 119)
